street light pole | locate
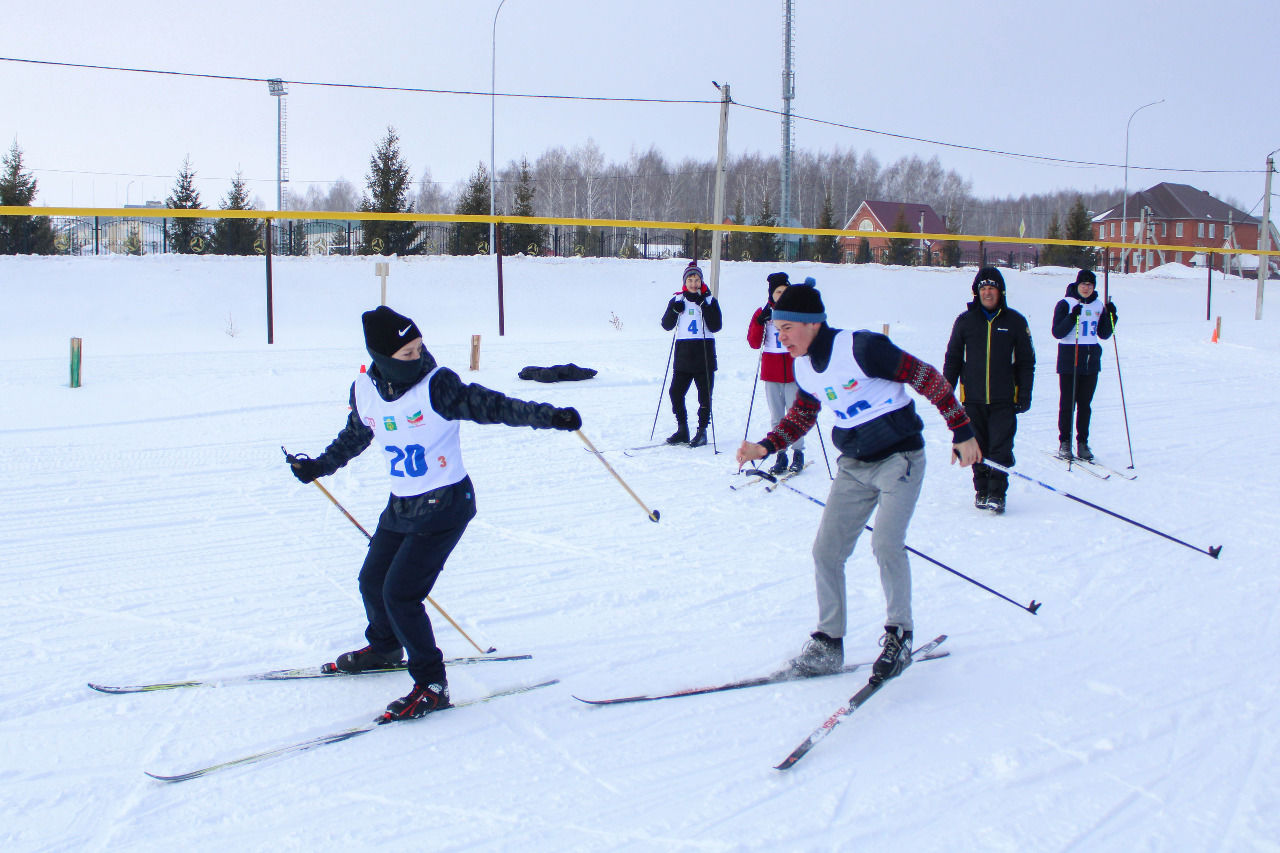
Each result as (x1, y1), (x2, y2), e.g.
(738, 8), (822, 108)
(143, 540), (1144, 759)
(1121, 99), (1163, 272)
(490, 0), (508, 258)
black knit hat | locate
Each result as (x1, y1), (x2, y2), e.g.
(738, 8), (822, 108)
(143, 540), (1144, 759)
(971, 266), (1006, 296)
(766, 271), (789, 301)
(362, 306), (421, 358)
(772, 284), (826, 323)
(1075, 268), (1097, 285)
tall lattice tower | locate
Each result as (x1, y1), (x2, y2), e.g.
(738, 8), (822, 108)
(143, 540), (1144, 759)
(268, 79), (290, 211)
(780, 0), (796, 257)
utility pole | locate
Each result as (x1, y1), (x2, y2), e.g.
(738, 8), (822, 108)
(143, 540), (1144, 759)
(709, 82), (731, 299)
(1258, 153), (1274, 321)
(780, 0), (795, 260)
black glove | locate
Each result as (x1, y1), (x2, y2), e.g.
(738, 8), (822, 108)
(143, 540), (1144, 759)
(667, 296), (685, 314)
(1070, 304), (1083, 317)
(1014, 399), (1031, 415)
(1106, 302), (1118, 320)
(550, 407), (582, 431)
(285, 451), (326, 484)
(757, 306), (773, 325)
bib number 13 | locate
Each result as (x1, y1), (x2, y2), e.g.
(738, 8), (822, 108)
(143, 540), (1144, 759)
(386, 444), (446, 477)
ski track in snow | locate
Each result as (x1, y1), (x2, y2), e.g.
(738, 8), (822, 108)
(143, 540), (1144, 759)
(1, 255), (1277, 851)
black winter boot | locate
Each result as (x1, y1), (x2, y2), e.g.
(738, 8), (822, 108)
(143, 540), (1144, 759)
(870, 626), (912, 683)
(788, 450), (805, 474)
(330, 645), (404, 674)
(665, 424), (690, 445)
(787, 631), (844, 677)
(1075, 440), (1094, 461)
(769, 451), (789, 475)
(1057, 440), (1073, 460)
(381, 681), (451, 721)
(986, 495), (1006, 515)
(689, 427), (708, 448)
(974, 491), (989, 510)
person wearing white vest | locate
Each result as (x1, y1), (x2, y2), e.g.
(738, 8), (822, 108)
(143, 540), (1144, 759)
(736, 285), (981, 684)
(660, 262), (723, 447)
(286, 306), (582, 721)
(1051, 269), (1117, 461)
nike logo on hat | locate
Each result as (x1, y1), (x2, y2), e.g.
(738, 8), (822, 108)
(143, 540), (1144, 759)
(399, 324), (412, 336)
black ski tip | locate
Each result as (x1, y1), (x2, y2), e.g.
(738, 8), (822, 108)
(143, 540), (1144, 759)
(649, 509), (661, 522)
(483, 647), (498, 654)
(745, 469), (777, 483)
(1027, 600), (1042, 614)
(1208, 545), (1222, 559)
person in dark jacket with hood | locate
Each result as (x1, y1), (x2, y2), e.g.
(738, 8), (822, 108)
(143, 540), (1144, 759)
(1051, 269), (1116, 461)
(660, 261), (723, 447)
(943, 267), (1035, 513)
(285, 305), (581, 722)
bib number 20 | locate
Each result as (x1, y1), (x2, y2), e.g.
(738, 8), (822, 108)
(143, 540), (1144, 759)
(386, 444), (446, 477)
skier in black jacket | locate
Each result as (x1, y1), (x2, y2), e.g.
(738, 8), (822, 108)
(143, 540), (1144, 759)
(1051, 269), (1116, 461)
(943, 267), (1035, 513)
(286, 305), (581, 721)
(660, 262), (723, 447)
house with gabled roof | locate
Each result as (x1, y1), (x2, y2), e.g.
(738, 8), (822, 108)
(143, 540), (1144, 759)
(1093, 182), (1264, 274)
(837, 200), (947, 264)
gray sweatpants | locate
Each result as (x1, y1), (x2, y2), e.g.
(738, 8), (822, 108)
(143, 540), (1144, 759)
(764, 381), (804, 452)
(811, 449), (925, 638)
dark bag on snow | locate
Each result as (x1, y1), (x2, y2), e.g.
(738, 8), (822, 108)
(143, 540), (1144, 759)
(517, 363), (598, 383)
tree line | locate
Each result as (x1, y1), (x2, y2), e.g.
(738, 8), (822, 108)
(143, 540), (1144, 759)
(2, 131), (1117, 264)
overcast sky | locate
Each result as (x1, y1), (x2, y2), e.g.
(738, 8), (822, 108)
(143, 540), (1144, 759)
(3, 0), (1276, 218)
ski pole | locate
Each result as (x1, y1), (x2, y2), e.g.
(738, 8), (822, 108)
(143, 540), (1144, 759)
(699, 312), (717, 453)
(577, 430), (661, 523)
(981, 459), (1222, 559)
(772, 480), (1041, 615)
(1111, 327), (1136, 470)
(1067, 317), (1081, 471)
(283, 447), (497, 654)
(743, 353), (761, 443)
(649, 328), (677, 441)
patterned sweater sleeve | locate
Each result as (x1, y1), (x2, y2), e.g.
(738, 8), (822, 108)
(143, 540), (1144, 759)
(760, 390), (821, 454)
(891, 350), (973, 442)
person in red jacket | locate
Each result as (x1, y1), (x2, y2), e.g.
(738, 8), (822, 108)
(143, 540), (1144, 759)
(747, 272), (806, 475)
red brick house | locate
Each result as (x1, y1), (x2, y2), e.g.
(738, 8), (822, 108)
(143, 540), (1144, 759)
(1093, 182), (1262, 274)
(838, 200), (946, 264)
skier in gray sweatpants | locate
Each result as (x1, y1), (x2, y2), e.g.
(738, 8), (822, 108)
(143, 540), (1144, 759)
(737, 285), (980, 683)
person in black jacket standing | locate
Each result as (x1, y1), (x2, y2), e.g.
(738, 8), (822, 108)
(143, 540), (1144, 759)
(1051, 269), (1116, 461)
(660, 262), (723, 447)
(286, 305), (581, 721)
(943, 267), (1035, 514)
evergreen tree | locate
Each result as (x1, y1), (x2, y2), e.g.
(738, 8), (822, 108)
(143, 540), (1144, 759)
(746, 193), (782, 262)
(855, 237), (872, 264)
(503, 157), (544, 256)
(211, 172), (261, 255)
(165, 157), (208, 254)
(724, 196), (748, 261)
(1063, 196), (1097, 269)
(0, 142), (56, 254)
(885, 207), (915, 265)
(1041, 214), (1065, 266)
(452, 162), (492, 255)
(813, 190), (840, 264)
(940, 219), (962, 267)
(360, 127), (419, 255)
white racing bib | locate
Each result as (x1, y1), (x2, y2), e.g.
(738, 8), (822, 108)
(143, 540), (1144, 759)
(1063, 297), (1106, 345)
(674, 298), (716, 342)
(793, 329), (912, 426)
(352, 367), (468, 497)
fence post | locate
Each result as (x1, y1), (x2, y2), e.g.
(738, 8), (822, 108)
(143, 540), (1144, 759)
(375, 261), (390, 305)
(470, 335), (481, 371)
(69, 337), (82, 388)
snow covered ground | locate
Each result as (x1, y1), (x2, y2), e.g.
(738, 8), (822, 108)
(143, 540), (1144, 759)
(1, 252), (1276, 852)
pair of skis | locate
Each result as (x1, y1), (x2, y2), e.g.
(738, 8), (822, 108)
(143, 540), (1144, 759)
(730, 464), (807, 492)
(1041, 449), (1137, 481)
